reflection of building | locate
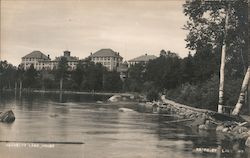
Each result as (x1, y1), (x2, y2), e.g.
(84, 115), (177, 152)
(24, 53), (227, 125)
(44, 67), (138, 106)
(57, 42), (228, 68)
(21, 50), (79, 70)
(128, 54), (157, 67)
(90, 49), (123, 71)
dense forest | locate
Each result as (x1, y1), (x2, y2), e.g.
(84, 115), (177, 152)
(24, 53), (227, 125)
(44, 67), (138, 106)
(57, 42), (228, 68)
(0, 0), (248, 113)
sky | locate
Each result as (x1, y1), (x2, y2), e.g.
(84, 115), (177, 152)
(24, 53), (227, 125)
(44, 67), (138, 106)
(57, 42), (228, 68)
(1, 0), (189, 66)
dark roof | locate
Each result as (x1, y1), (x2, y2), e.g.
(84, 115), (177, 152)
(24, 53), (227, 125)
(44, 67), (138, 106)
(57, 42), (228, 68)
(128, 54), (157, 62)
(22, 51), (49, 60)
(90, 49), (122, 58)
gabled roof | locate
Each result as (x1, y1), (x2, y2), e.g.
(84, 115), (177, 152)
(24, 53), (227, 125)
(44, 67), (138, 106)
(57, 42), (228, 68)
(22, 51), (49, 60)
(90, 49), (122, 58)
(128, 54), (157, 62)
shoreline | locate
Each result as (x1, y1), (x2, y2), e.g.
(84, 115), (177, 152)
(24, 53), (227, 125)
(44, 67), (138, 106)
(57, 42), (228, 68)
(0, 89), (135, 96)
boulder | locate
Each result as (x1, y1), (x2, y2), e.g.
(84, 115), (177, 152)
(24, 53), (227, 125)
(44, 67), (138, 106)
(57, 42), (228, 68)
(118, 108), (135, 112)
(216, 125), (224, 132)
(198, 124), (208, 130)
(0, 110), (15, 123)
(96, 101), (104, 104)
(108, 95), (122, 102)
(222, 127), (229, 132)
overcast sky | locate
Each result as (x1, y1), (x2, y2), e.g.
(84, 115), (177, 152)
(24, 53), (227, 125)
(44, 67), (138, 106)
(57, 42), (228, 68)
(1, 0), (189, 66)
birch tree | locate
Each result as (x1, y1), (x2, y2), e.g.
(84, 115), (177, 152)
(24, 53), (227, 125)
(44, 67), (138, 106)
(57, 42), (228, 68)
(232, 0), (250, 115)
(232, 67), (250, 115)
(183, 0), (248, 112)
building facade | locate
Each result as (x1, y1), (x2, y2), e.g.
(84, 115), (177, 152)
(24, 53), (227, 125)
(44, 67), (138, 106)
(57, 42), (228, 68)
(54, 51), (79, 70)
(21, 50), (79, 70)
(128, 54), (157, 67)
(21, 51), (51, 70)
(90, 49), (123, 71)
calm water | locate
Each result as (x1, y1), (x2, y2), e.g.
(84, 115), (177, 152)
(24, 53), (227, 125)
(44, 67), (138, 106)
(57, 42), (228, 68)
(0, 91), (249, 158)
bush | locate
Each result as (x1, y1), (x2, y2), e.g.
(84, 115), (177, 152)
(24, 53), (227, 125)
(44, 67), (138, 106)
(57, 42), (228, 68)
(146, 90), (159, 101)
(165, 75), (247, 112)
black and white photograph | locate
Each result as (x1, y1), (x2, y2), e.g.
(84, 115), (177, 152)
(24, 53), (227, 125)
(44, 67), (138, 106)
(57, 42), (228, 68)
(0, 0), (249, 157)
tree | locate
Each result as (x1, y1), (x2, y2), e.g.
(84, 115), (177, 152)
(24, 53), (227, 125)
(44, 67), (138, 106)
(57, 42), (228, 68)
(127, 63), (145, 92)
(55, 57), (69, 91)
(103, 71), (122, 92)
(183, 0), (248, 113)
(0, 60), (17, 90)
(232, 1), (250, 115)
(71, 61), (85, 90)
(232, 68), (250, 115)
(23, 64), (38, 88)
(83, 62), (106, 91)
(17, 64), (25, 92)
(145, 51), (181, 91)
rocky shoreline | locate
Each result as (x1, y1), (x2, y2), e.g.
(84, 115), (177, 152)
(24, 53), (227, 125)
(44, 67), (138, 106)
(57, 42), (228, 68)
(136, 95), (250, 147)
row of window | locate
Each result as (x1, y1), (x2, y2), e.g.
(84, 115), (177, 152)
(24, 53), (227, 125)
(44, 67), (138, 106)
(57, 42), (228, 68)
(23, 58), (48, 61)
(92, 57), (122, 61)
(24, 61), (77, 66)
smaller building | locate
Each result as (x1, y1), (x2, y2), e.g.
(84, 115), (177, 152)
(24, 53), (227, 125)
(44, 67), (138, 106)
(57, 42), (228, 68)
(128, 54), (157, 67)
(21, 50), (79, 70)
(54, 51), (79, 70)
(90, 49), (123, 71)
(21, 51), (50, 70)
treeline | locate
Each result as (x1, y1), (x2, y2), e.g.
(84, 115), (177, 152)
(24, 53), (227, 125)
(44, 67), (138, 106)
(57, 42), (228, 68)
(0, 47), (247, 111)
(126, 49), (247, 112)
(0, 58), (123, 92)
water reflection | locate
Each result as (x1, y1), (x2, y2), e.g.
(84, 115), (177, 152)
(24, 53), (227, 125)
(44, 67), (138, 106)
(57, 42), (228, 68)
(0, 91), (249, 158)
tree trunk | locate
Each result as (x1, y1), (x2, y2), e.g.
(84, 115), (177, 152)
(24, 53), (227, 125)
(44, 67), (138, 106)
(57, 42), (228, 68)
(19, 80), (22, 92)
(15, 82), (17, 91)
(232, 67), (250, 115)
(60, 77), (63, 92)
(248, 0), (250, 113)
(218, 6), (230, 113)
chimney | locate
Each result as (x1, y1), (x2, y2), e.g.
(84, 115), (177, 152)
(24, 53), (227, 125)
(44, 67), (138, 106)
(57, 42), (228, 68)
(64, 51), (70, 57)
(145, 53), (147, 56)
(48, 54), (50, 59)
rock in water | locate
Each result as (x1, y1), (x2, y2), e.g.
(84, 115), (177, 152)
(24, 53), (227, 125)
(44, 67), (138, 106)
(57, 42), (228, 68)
(0, 110), (15, 123)
(118, 108), (135, 112)
(108, 95), (121, 102)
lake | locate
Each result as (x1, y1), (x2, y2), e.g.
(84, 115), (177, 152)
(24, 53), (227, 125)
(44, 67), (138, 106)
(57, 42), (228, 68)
(0, 91), (249, 158)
